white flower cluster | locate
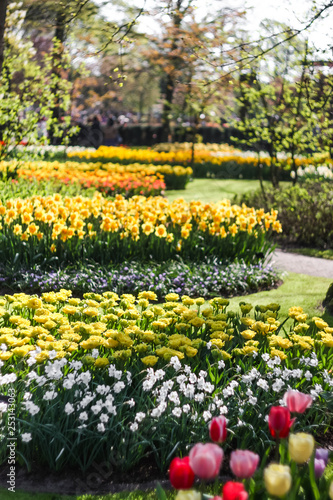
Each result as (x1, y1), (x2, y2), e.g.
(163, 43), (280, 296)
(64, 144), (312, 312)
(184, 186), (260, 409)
(0, 347), (332, 447)
(291, 164), (333, 180)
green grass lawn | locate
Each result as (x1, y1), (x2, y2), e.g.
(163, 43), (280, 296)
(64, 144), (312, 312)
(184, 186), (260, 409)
(167, 178), (289, 203)
(227, 272), (333, 325)
(285, 247), (333, 261)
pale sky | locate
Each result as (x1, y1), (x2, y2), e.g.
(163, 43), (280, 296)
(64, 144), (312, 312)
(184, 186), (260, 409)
(100, 0), (333, 53)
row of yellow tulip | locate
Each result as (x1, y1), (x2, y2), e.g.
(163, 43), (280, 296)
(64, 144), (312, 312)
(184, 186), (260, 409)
(0, 291), (331, 367)
(0, 194), (281, 265)
(66, 145), (328, 170)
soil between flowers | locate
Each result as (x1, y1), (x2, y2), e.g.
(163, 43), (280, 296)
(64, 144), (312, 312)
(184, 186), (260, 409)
(0, 457), (232, 495)
(0, 456), (169, 495)
(1, 432), (332, 496)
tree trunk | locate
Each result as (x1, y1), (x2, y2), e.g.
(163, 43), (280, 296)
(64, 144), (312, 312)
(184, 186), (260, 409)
(269, 148), (279, 188)
(291, 148), (297, 186)
(49, 9), (66, 144)
(257, 151), (267, 207)
(161, 71), (175, 142)
(0, 0), (8, 75)
(189, 113), (200, 170)
(160, 1), (183, 143)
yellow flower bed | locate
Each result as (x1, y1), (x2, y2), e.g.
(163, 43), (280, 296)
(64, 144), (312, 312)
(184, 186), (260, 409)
(0, 160), (192, 191)
(66, 145), (328, 169)
(0, 291), (331, 367)
(151, 142), (237, 153)
(0, 194), (282, 264)
(66, 145), (261, 167)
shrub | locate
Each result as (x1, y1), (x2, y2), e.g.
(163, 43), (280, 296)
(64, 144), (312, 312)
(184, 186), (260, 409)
(323, 283), (333, 315)
(238, 180), (333, 248)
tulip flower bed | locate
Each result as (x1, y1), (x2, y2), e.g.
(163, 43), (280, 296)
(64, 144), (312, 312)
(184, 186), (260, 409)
(0, 160), (167, 196)
(66, 145), (329, 181)
(0, 159), (192, 191)
(160, 394), (333, 499)
(8, 145), (93, 162)
(291, 163), (333, 182)
(0, 194), (281, 268)
(151, 143), (236, 153)
(0, 290), (332, 477)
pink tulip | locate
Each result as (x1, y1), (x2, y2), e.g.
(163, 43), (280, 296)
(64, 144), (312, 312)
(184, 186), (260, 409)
(209, 416), (227, 443)
(189, 443), (224, 480)
(283, 390), (312, 414)
(230, 450), (260, 479)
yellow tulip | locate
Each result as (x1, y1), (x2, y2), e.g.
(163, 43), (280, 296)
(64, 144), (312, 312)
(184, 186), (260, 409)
(288, 433), (315, 464)
(94, 357), (109, 368)
(175, 491), (201, 500)
(264, 464), (292, 497)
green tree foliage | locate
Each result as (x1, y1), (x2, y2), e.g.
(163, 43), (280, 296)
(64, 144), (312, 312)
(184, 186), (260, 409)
(0, 3), (73, 165)
(229, 24), (329, 187)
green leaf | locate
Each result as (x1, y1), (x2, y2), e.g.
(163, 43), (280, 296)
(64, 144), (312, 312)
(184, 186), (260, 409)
(156, 483), (168, 500)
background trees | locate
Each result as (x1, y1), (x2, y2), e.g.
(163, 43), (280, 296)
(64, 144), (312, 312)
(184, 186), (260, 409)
(1, 0), (333, 187)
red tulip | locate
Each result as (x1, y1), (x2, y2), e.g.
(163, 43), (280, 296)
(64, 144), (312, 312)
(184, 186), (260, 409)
(209, 416), (227, 443)
(222, 481), (248, 500)
(189, 443), (224, 480)
(268, 406), (295, 439)
(230, 450), (260, 479)
(169, 456), (195, 490)
(283, 390), (312, 414)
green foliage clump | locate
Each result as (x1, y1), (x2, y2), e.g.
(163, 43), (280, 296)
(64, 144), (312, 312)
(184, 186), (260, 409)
(323, 283), (333, 315)
(238, 180), (333, 248)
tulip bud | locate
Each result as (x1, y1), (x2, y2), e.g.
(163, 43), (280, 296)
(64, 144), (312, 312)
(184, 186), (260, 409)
(169, 457), (195, 490)
(230, 450), (260, 479)
(268, 406), (294, 439)
(289, 433), (315, 464)
(314, 458), (326, 479)
(315, 448), (329, 465)
(264, 464), (292, 498)
(209, 416), (227, 443)
(222, 481), (248, 500)
(189, 443), (223, 480)
(283, 390), (312, 414)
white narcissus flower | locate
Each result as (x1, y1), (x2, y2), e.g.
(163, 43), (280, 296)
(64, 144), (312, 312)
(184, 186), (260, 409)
(21, 433), (32, 443)
(64, 403), (74, 415)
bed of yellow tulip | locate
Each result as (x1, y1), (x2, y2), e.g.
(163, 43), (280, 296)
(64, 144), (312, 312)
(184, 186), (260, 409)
(0, 290), (331, 369)
(0, 193), (281, 265)
(66, 146), (330, 181)
(151, 142), (237, 153)
(66, 145), (260, 167)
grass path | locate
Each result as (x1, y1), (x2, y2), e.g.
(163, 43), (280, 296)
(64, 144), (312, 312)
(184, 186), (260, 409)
(167, 178), (289, 203)
(227, 272), (332, 324)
